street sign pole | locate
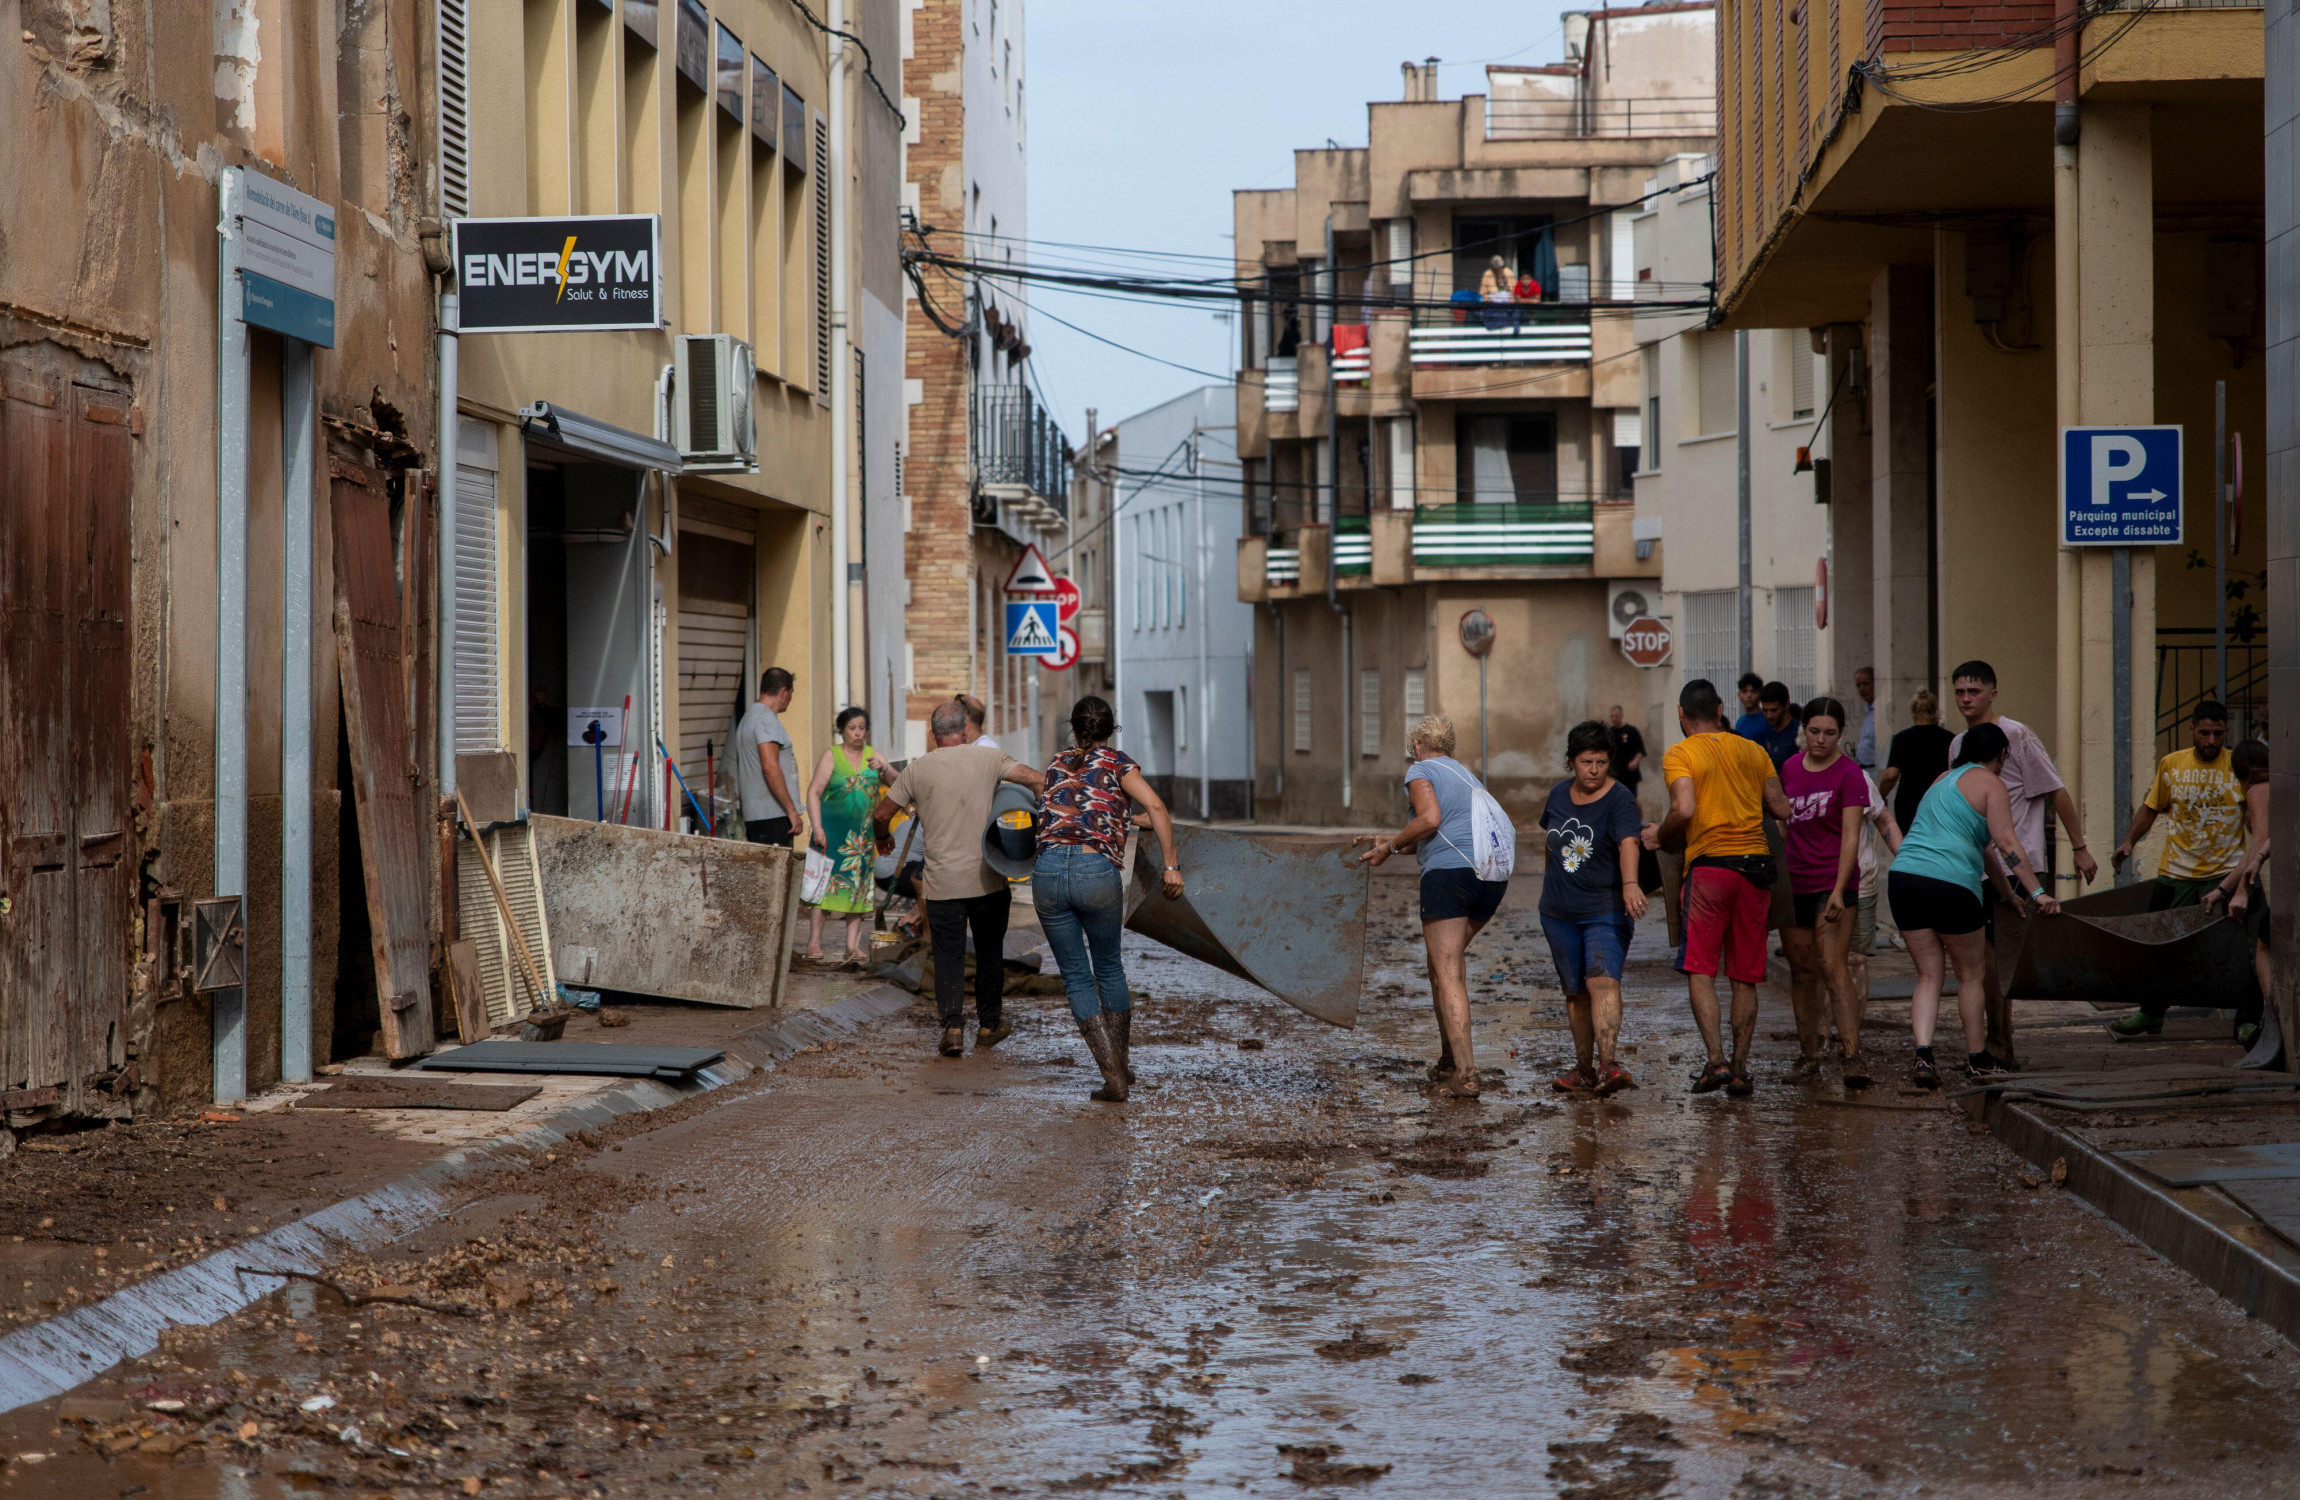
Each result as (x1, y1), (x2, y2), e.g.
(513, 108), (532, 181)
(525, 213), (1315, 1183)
(2216, 380), (2228, 705)
(2113, 545), (2133, 887)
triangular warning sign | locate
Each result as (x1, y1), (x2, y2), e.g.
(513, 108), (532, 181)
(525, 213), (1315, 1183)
(1007, 605), (1057, 652)
(1004, 543), (1058, 595)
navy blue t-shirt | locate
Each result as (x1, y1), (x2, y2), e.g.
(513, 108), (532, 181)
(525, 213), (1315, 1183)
(1537, 780), (1642, 921)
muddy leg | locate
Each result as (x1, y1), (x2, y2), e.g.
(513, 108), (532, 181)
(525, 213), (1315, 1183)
(1781, 925), (1826, 1063)
(1728, 980), (1760, 1071)
(1424, 917), (1478, 1094)
(1981, 929), (2019, 1066)
(1945, 930), (1991, 1056)
(1819, 907), (1860, 1060)
(1687, 973), (1727, 1067)
(1585, 975), (1622, 1068)
(1565, 992), (1595, 1071)
(1905, 927), (1945, 1047)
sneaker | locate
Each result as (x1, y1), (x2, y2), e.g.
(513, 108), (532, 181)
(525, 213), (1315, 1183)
(2107, 1011), (2164, 1039)
(1841, 1053), (1872, 1090)
(1785, 1054), (1823, 1083)
(1965, 1050), (2013, 1078)
(939, 1026), (964, 1057)
(1553, 1064), (1598, 1093)
(1912, 1052), (1939, 1089)
(1595, 1064), (1637, 1097)
(976, 1020), (1013, 1049)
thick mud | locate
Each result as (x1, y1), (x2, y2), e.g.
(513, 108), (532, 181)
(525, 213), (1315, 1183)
(6, 870), (2300, 1497)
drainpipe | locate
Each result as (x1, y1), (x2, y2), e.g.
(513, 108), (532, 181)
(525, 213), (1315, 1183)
(437, 289), (460, 799)
(2053, 0), (2082, 884)
(829, 0), (853, 712)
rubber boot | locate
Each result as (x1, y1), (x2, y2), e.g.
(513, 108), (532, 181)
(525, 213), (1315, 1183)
(1077, 1013), (1129, 1103)
(1110, 1007), (1135, 1084)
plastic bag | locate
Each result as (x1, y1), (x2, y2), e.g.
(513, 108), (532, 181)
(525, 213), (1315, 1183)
(800, 847), (833, 905)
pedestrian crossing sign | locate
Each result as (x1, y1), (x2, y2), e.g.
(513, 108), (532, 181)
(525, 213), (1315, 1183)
(1004, 600), (1059, 656)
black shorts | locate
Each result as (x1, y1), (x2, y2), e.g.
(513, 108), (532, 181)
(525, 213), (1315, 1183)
(2244, 882), (2272, 943)
(1789, 889), (1845, 930)
(1420, 867), (1508, 925)
(746, 817), (794, 846)
(1888, 870), (1985, 936)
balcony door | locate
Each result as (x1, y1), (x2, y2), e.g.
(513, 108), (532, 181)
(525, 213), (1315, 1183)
(1457, 415), (1557, 505)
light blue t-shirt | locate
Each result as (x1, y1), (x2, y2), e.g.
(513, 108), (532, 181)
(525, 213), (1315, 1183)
(1404, 756), (1481, 873)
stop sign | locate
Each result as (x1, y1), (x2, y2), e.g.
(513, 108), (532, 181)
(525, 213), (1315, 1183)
(1621, 616), (1673, 667)
(1052, 575), (1082, 623)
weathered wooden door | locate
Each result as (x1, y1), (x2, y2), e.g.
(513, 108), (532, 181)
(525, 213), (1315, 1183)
(0, 348), (132, 1113)
(330, 462), (434, 1057)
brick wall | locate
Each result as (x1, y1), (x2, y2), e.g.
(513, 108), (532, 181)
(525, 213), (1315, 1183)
(1876, 0), (2056, 50)
(903, 0), (975, 725)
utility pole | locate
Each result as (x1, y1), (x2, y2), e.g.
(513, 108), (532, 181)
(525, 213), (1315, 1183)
(1194, 426), (1211, 822)
(1736, 329), (1752, 676)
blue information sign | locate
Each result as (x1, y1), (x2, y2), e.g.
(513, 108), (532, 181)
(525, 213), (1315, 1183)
(1004, 600), (1059, 657)
(2060, 425), (2182, 546)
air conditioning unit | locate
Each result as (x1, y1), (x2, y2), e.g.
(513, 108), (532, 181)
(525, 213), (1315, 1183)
(673, 334), (757, 472)
(1607, 579), (1656, 640)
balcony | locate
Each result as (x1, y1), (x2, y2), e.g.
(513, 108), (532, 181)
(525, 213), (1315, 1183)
(1412, 503), (1594, 570)
(1334, 516), (1371, 576)
(1484, 95), (1717, 141)
(1410, 311), (1593, 367)
(1332, 327), (1370, 385)
(971, 384), (1071, 533)
(1265, 545), (1301, 585)
(1266, 356), (1300, 413)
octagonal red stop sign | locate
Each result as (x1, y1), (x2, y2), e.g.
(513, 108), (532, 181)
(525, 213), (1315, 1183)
(1621, 616), (1673, 668)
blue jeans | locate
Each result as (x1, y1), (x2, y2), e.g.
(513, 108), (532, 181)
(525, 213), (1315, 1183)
(1034, 842), (1129, 1022)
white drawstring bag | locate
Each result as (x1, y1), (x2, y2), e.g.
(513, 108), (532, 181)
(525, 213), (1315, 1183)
(1435, 760), (1516, 882)
(800, 847), (833, 905)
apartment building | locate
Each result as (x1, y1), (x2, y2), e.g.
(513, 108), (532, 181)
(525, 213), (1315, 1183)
(1628, 152), (1834, 777)
(1111, 387), (1254, 820)
(451, 0), (902, 831)
(901, 0), (1073, 758)
(1710, 0), (2265, 880)
(1, 4), (440, 1115)
(1233, 15), (1715, 825)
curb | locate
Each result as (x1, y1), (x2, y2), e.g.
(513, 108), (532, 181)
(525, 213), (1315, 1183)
(0, 983), (916, 1415)
(1979, 1093), (2300, 1346)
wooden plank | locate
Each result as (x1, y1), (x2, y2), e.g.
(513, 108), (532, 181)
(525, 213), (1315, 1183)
(1, 357), (76, 1100)
(2123, 1141), (2300, 1187)
(69, 384), (132, 1102)
(447, 939), (489, 1044)
(331, 473), (435, 1058)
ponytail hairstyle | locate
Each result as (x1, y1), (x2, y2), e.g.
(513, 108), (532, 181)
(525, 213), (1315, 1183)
(1069, 695), (1117, 747)
(1801, 697), (1847, 733)
(1953, 722), (2010, 769)
(2233, 737), (2271, 788)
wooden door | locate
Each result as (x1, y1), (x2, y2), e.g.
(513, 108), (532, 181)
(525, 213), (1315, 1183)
(0, 351), (132, 1112)
(330, 463), (434, 1057)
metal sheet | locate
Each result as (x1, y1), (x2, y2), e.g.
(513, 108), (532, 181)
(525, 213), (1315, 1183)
(417, 1040), (724, 1078)
(1994, 882), (2262, 1011)
(300, 1077), (542, 1111)
(2218, 1178), (2300, 1254)
(2122, 1141), (2300, 1186)
(1123, 827), (1368, 1028)
(529, 814), (799, 1008)
(331, 466), (435, 1056)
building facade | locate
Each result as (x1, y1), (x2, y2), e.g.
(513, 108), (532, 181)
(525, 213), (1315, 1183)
(1111, 386), (1253, 820)
(900, 0), (1072, 760)
(1233, 16), (1715, 825)
(1628, 151), (1834, 785)
(1710, 0), (2265, 886)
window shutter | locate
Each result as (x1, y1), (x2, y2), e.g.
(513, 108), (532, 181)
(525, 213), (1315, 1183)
(437, 0), (472, 218)
(1790, 340), (1816, 419)
(1358, 669), (1382, 757)
(1698, 332), (1738, 437)
(1685, 588), (1739, 687)
(452, 417), (500, 754)
(812, 112), (832, 404)
(1402, 669), (1426, 724)
(1773, 586), (1817, 703)
(1292, 670), (1313, 753)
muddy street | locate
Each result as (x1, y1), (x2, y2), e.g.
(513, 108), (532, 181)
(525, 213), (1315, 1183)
(9, 867), (2300, 1498)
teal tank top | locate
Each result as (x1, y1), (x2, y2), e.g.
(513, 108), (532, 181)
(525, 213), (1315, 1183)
(1893, 765), (1991, 894)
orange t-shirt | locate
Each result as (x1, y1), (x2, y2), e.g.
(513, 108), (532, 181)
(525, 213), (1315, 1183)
(1660, 731), (1776, 861)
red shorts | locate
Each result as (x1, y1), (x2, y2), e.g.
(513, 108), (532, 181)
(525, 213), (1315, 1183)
(1683, 865), (1771, 985)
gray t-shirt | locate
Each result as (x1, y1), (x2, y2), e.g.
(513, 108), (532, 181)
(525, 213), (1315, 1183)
(1403, 755), (1480, 873)
(731, 700), (799, 824)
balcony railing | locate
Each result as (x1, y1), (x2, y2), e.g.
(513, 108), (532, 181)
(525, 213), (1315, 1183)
(1413, 503), (1594, 568)
(1485, 95), (1717, 141)
(971, 384), (1071, 519)
(1332, 330), (1370, 384)
(1410, 315), (1592, 367)
(1334, 516), (1371, 576)
(2157, 630), (2266, 753)
(1265, 545), (1301, 585)
(1266, 356), (1300, 412)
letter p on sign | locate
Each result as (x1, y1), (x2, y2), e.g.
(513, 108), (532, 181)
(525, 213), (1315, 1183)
(2090, 434), (2146, 506)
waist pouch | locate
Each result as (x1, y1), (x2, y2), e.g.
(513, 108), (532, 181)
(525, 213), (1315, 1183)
(1691, 853), (1778, 888)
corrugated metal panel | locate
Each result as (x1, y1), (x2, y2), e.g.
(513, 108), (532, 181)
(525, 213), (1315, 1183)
(677, 601), (747, 800)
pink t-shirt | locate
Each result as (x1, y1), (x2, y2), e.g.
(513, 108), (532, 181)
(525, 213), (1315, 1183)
(1780, 753), (1872, 896)
(1948, 715), (2064, 873)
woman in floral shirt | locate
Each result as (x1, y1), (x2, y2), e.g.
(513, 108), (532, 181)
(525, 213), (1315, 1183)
(1036, 696), (1184, 1103)
(805, 707), (895, 964)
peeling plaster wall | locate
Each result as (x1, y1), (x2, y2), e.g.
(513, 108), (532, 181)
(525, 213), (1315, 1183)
(4, 1), (438, 1115)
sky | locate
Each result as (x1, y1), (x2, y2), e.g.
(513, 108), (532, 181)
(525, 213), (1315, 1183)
(1020, 0), (1580, 440)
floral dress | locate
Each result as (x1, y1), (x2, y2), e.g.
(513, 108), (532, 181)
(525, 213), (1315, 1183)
(817, 744), (881, 913)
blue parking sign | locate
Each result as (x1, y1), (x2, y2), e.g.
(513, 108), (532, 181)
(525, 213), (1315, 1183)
(1004, 600), (1059, 657)
(2060, 425), (2182, 546)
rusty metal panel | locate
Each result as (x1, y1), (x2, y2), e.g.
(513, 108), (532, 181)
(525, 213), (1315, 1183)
(529, 814), (800, 1008)
(1124, 827), (1368, 1027)
(331, 469), (435, 1057)
(70, 386), (132, 1087)
(1996, 883), (2262, 1011)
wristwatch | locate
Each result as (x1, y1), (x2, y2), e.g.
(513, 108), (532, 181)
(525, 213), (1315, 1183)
(1164, 865), (1181, 872)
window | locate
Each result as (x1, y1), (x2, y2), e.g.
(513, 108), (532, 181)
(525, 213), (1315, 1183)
(1789, 337), (1817, 419)
(1402, 668), (1427, 724)
(1773, 586), (1817, 703)
(1457, 415), (1557, 505)
(1684, 589), (1739, 690)
(1642, 347), (1663, 470)
(1359, 670), (1382, 757)
(1613, 409), (1642, 495)
(1697, 331), (1738, 437)
(1292, 670), (1313, 753)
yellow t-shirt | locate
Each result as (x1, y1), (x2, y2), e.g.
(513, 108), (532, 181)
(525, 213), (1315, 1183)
(2145, 748), (2245, 879)
(1661, 731), (1777, 861)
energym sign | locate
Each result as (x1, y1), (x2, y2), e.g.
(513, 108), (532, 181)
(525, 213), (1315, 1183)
(452, 215), (663, 333)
